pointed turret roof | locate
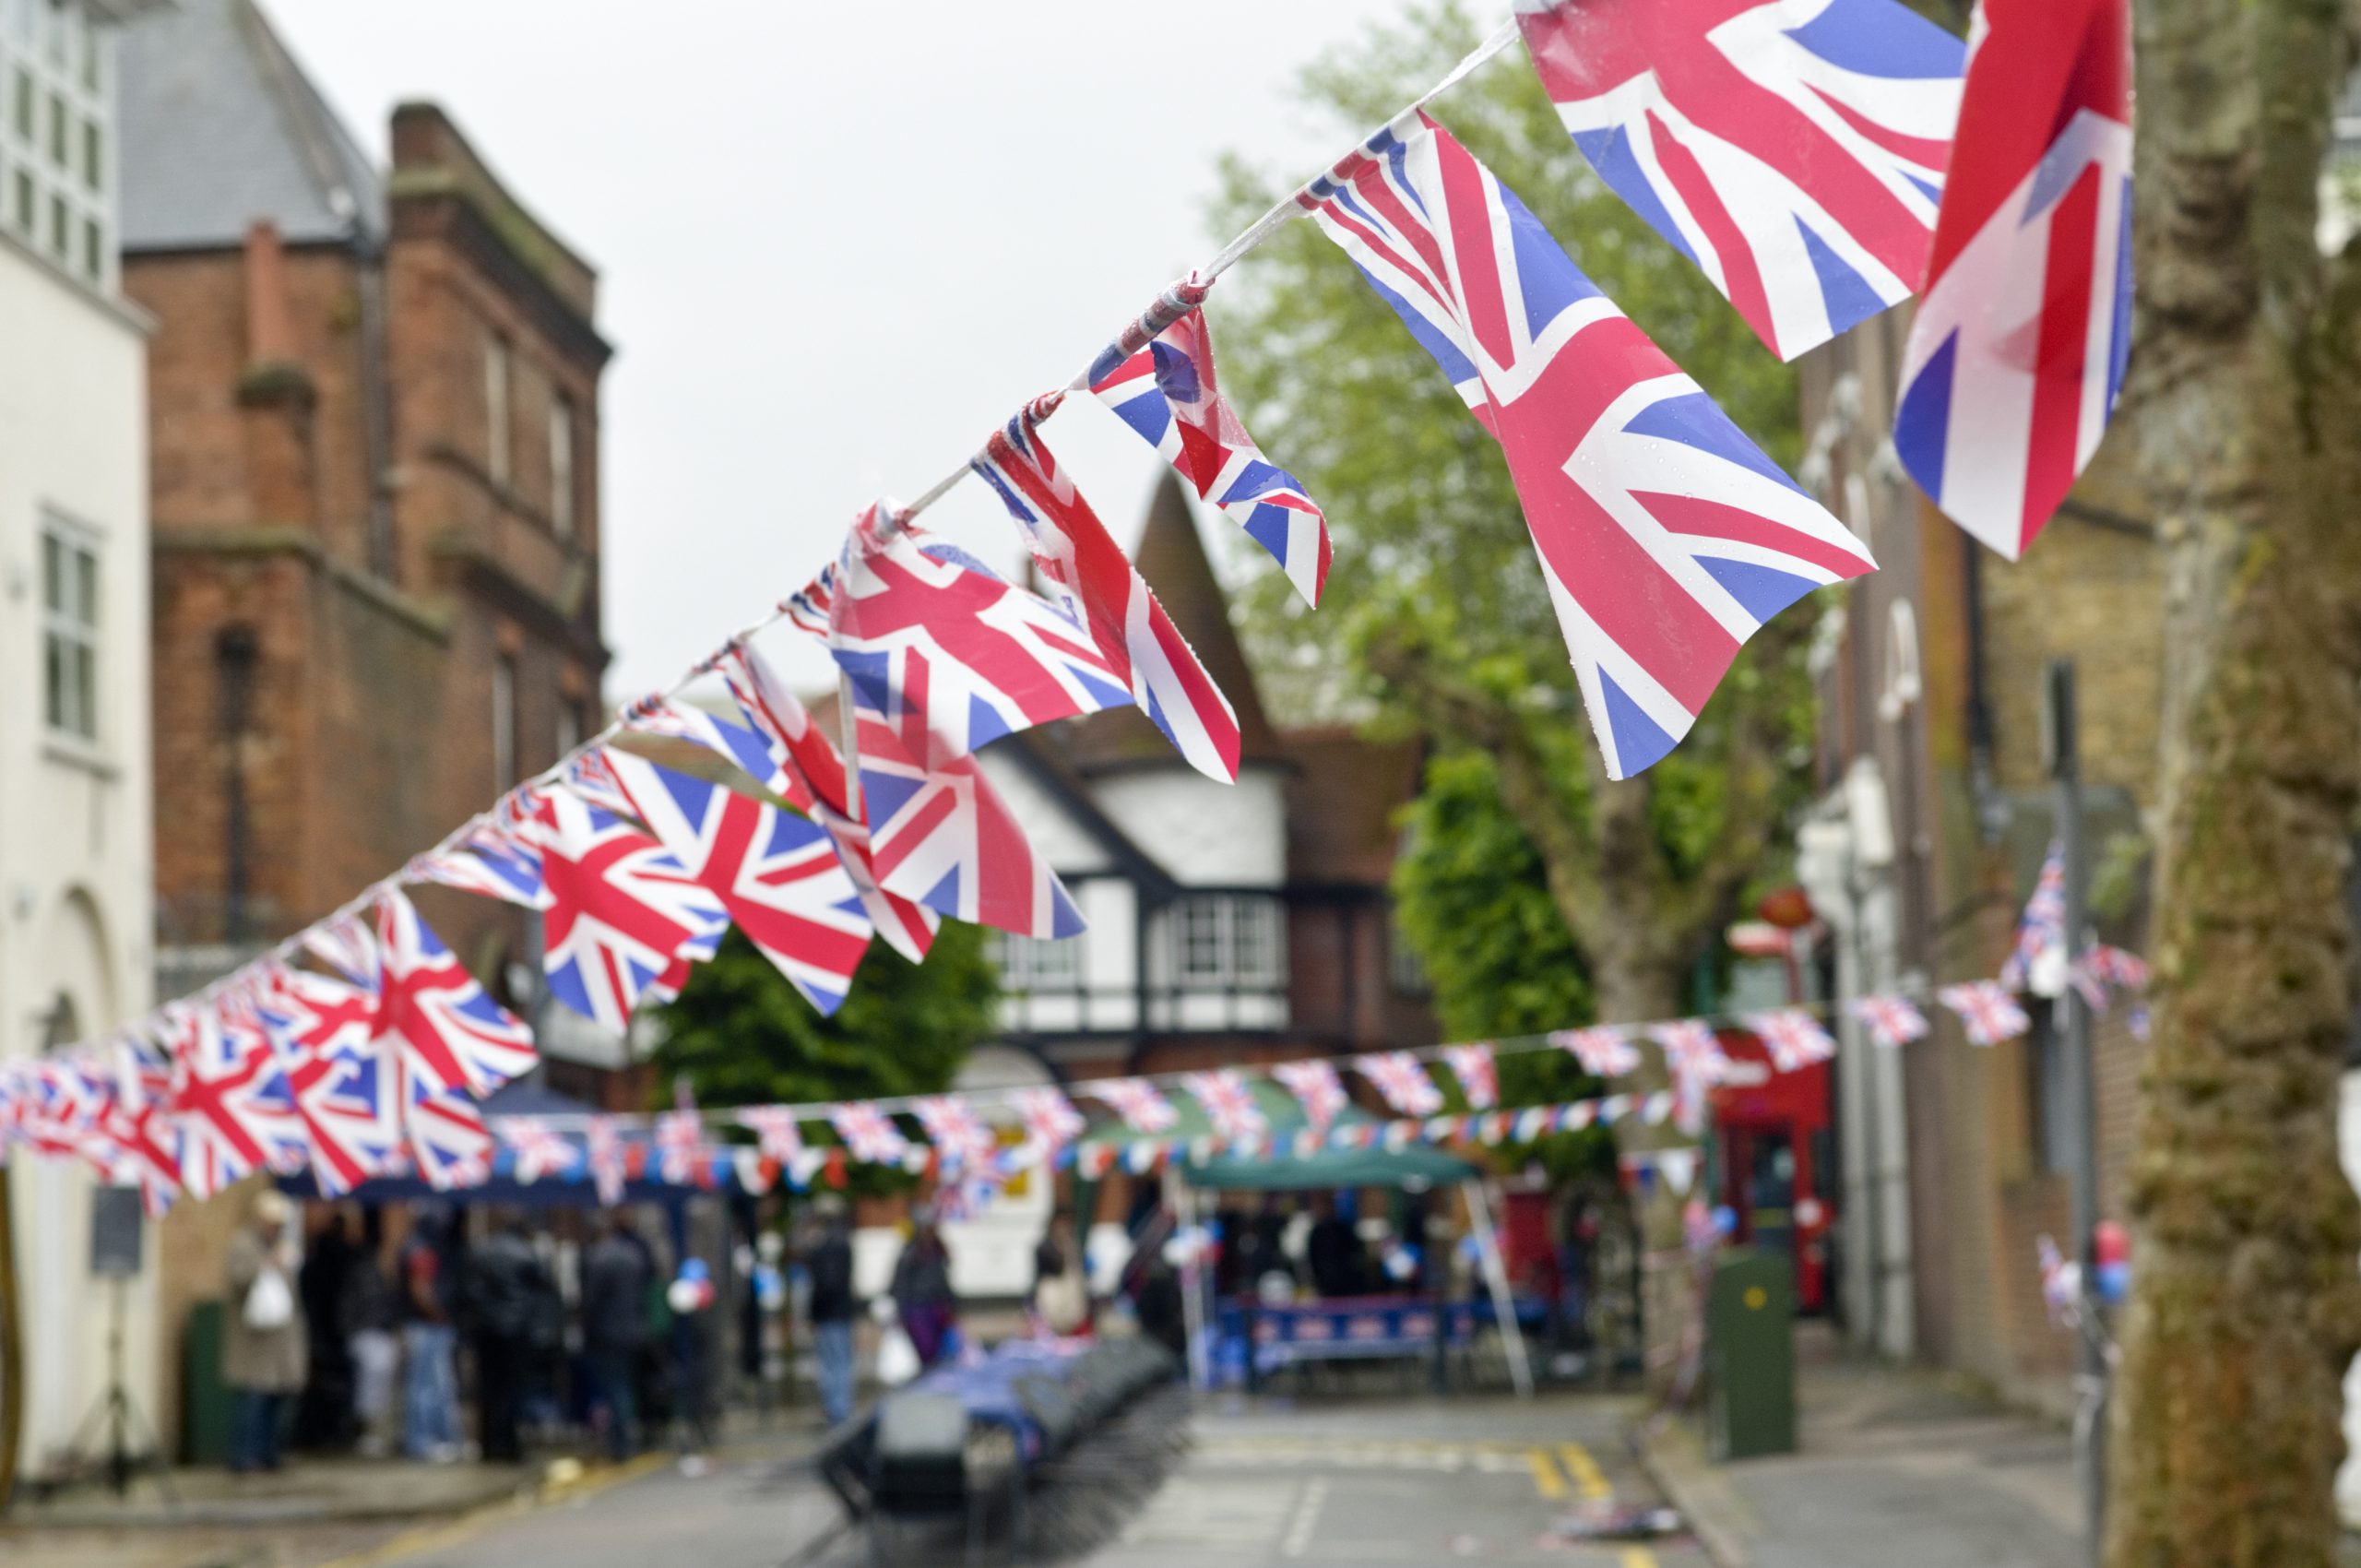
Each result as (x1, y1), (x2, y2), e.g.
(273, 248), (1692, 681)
(1057, 470), (1285, 773)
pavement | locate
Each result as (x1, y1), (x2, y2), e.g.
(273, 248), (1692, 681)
(1637, 1335), (2082, 1568)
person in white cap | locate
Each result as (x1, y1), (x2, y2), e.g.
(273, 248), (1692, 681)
(224, 1189), (305, 1473)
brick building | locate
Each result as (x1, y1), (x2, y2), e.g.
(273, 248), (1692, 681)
(116, 0), (612, 1434)
(1795, 305), (2155, 1413)
(916, 474), (1440, 1297)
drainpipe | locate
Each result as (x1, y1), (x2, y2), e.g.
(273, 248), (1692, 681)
(352, 221), (396, 580)
(217, 626), (258, 944)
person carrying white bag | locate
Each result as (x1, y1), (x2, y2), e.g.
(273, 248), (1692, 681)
(224, 1189), (306, 1474)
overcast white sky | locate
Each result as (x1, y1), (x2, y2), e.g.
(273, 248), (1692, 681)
(261, 0), (1409, 698)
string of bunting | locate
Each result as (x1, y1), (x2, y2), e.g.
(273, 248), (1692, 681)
(11, 0), (2136, 1218)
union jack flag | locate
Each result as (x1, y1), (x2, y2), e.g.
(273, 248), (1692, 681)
(98, 1044), (180, 1217)
(621, 692), (784, 792)
(515, 786), (730, 1029)
(912, 1095), (996, 1170)
(587, 1116), (627, 1206)
(404, 818), (550, 909)
(654, 1107), (710, 1187)
(1516, 0), (1964, 361)
(1180, 1070), (1266, 1146)
(368, 889), (539, 1100)
(1937, 980), (2031, 1046)
(2084, 945), (2150, 992)
(497, 1117), (580, 1183)
(781, 558), (838, 640)
(1893, 0), (2132, 559)
(1271, 1059), (1348, 1136)
(603, 749), (872, 1016)
(1745, 1008), (1836, 1072)
(825, 506), (1133, 762)
(259, 965), (395, 1196)
(1552, 1025), (1642, 1078)
(1999, 840), (2066, 992)
(396, 1057), (494, 1190)
(701, 640), (939, 963)
(974, 399), (1242, 782)
(165, 999), (303, 1200)
(1648, 1019), (1728, 1080)
(1442, 1042), (1501, 1110)
(736, 1105), (807, 1165)
(1011, 1086), (1086, 1149)
(1850, 993), (1929, 1049)
(1300, 113), (1874, 779)
(1086, 293), (1331, 605)
(1355, 1051), (1444, 1118)
(829, 1102), (910, 1166)
(1091, 1076), (1180, 1135)
(305, 912), (379, 987)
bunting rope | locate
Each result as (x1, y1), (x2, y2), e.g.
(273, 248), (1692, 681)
(148, 13), (1534, 1031)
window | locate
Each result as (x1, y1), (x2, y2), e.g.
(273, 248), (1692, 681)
(43, 85), (59, 164)
(41, 517), (97, 741)
(994, 932), (1083, 992)
(47, 184), (65, 258)
(12, 166), (31, 233)
(77, 113), (94, 191)
(4, 12), (112, 291)
(1169, 895), (1284, 988)
(78, 210), (95, 279)
(491, 655), (517, 789)
(548, 393), (575, 537)
(554, 699), (581, 760)
(10, 65), (28, 139)
(483, 333), (511, 485)
(1390, 923), (1430, 996)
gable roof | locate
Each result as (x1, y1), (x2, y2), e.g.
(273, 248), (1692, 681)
(118, 0), (386, 252)
(1284, 725), (1424, 887)
(1057, 470), (1285, 773)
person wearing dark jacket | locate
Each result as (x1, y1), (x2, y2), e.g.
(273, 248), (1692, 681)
(801, 1197), (858, 1424)
(890, 1220), (958, 1369)
(581, 1215), (654, 1460)
(461, 1214), (552, 1463)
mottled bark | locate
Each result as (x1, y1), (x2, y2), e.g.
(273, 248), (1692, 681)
(2109, 2), (2361, 1563)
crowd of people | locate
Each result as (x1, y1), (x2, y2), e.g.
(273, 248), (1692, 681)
(220, 1193), (721, 1473)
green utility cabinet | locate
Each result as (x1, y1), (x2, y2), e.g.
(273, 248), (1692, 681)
(1704, 1248), (1796, 1459)
(183, 1300), (231, 1466)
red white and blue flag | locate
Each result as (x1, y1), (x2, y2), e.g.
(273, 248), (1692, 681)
(165, 999), (302, 1200)
(1937, 980), (2032, 1046)
(974, 399), (1242, 782)
(1893, 0), (2132, 559)
(828, 1101), (910, 1166)
(1442, 1042), (1501, 1110)
(497, 1117), (580, 1184)
(1515, 0), (1964, 361)
(1272, 1059), (1349, 1137)
(1553, 1025), (1642, 1077)
(824, 505), (1133, 762)
(1300, 113), (1874, 779)
(1180, 1070), (1267, 1146)
(259, 965), (395, 1196)
(1012, 1086), (1087, 1149)
(98, 1044), (180, 1217)
(587, 1117), (627, 1206)
(368, 889), (539, 1100)
(1355, 1051), (1445, 1118)
(654, 1106), (710, 1187)
(670, 650), (940, 966)
(405, 818), (551, 909)
(850, 647), (1087, 941)
(1092, 1076), (1180, 1135)
(912, 1095), (996, 1170)
(392, 1057), (495, 1191)
(602, 749), (872, 1016)
(1850, 993), (1929, 1049)
(1745, 1008), (1837, 1072)
(1999, 840), (2067, 993)
(516, 786), (730, 1029)
(736, 1105), (808, 1166)
(1086, 302), (1331, 604)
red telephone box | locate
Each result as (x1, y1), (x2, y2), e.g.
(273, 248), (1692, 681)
(1708, 1028), (1834, 1313)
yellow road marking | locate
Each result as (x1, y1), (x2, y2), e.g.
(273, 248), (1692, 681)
(1620, 1550), (1658, 1568)
(1560, 1441), (1613, 1501)
(1526, 1447), (1567, 1500)
(305, 1450), (672, 1568)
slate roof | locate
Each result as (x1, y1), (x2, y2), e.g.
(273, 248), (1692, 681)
(117, 0), (386, 252)
(1282, 724), (1424, 888)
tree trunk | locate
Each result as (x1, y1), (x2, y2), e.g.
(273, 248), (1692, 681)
(2109, 3), (2361, 1563)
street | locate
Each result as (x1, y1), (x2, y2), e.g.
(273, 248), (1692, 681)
(93, 1393), (1701, 1568)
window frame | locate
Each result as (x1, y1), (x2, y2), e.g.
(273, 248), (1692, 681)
(491, 654), (517, 790)
(40, 510), (100, 744)
(548, 391), (575, 537)
(1168, 893), (1285, 991)
(483, 331), (512, 486)
(994, 930), (1084, 993)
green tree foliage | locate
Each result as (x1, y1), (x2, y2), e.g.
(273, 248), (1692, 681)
(651, 923), (998, 1114)
(1393, 750), (1592, 1044)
